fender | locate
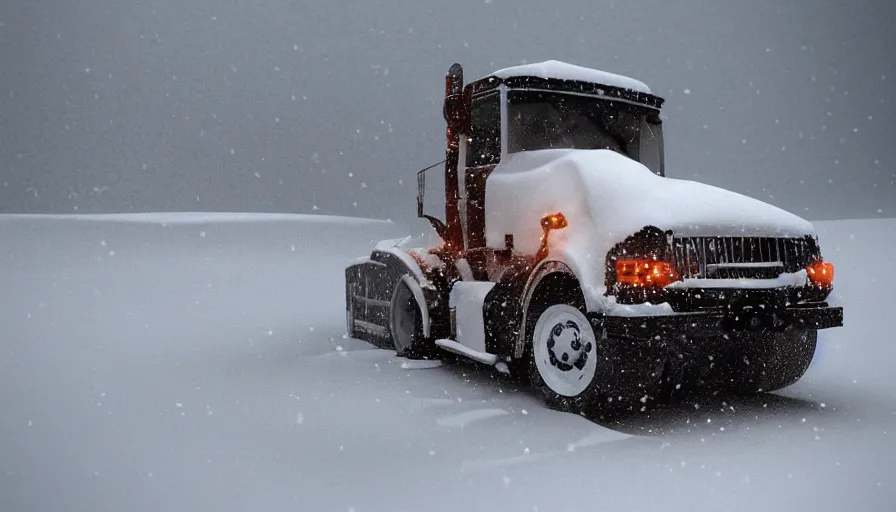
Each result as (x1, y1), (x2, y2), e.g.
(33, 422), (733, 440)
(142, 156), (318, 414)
(514, 259), (578, 358)
(348, 243), (448, 347)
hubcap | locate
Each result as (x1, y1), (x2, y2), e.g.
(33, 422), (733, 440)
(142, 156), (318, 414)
(533, 305), (598, 397)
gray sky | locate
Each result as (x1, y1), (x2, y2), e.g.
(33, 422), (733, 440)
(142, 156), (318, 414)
(1, 0), (894, 221)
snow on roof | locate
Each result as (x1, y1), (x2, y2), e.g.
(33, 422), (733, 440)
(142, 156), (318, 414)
(489, 60), (652, 94)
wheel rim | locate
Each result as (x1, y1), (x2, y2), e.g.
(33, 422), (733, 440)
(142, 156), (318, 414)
(532, 304), (597, 397)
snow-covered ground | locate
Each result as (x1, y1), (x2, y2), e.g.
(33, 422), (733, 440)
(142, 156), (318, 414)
(1, 213), (894, 511)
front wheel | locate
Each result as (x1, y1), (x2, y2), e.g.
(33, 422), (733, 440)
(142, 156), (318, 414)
(527, 301), (607, 414)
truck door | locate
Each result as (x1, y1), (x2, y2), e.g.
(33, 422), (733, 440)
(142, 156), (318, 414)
(464, 91), (502, 251)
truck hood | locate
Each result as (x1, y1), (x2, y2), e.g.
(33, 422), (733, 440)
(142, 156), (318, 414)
(491, 149), (816, 239)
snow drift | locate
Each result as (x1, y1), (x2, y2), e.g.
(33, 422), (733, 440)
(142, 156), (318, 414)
(1, 213), (893, 512)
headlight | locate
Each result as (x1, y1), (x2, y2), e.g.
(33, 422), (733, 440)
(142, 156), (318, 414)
(616, 259), (681, 289)
(807, 260), (834, 289)
(605, 225), (678, 304)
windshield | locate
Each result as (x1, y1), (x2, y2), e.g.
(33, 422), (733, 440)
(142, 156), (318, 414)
(507, 89), (664, 175)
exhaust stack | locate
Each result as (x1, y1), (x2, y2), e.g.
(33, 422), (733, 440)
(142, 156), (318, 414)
(441, 63), (468, 253)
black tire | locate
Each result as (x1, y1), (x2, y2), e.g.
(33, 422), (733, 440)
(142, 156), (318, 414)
(719, 329), (818, 393)
(389, 277), (435, 359)
(505, 357), (532, 387)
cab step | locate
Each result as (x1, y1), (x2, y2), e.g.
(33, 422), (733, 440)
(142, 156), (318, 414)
(435, 339), (498, 365)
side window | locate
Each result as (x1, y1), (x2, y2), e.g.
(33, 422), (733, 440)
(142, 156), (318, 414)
(466, 93), (501, 167)
(638, 114), (665, 176)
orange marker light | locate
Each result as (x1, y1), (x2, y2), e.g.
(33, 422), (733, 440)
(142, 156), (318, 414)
(540, 213), (568, 230)
(535, 212), (568, 262)
(807, 260), (834, 289)
(616, 259), (680, 289)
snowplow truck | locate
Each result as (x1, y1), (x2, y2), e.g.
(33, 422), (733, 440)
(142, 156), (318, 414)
(345, 60), (843, 415)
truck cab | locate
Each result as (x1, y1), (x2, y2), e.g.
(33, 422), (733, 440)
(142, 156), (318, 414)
(346, 60), (843, 415)
(434, 61), (665, 259)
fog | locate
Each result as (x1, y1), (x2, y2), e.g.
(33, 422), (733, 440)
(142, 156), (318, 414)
(1, 0), (894, 221)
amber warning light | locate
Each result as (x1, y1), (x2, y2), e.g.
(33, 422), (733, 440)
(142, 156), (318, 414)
(616, 259), (680, 289)
(536, 212), (568, 261)
(807, 260), (834, 289)
(541, 213), (568, 230)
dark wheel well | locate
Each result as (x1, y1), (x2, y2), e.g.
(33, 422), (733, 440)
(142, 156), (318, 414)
(524, 273), (586, 354)
(527, 273), (585, 318)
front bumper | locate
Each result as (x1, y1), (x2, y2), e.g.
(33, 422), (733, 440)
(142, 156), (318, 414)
(598, 303), (843, 340)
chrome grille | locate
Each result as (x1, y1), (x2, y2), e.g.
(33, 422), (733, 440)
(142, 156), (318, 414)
(672, 236), (814, 279)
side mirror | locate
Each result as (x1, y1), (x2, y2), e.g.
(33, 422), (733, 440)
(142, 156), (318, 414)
(417, 168), (425, 218)
(416, 162), (450, 243)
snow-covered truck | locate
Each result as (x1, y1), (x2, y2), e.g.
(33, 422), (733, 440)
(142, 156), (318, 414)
(345, 60), (843, 415)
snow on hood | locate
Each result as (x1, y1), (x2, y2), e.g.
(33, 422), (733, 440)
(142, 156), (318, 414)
(484, 149), (816, 313)
(491, 149), (816, 239)
(489, 60), (652, 95)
